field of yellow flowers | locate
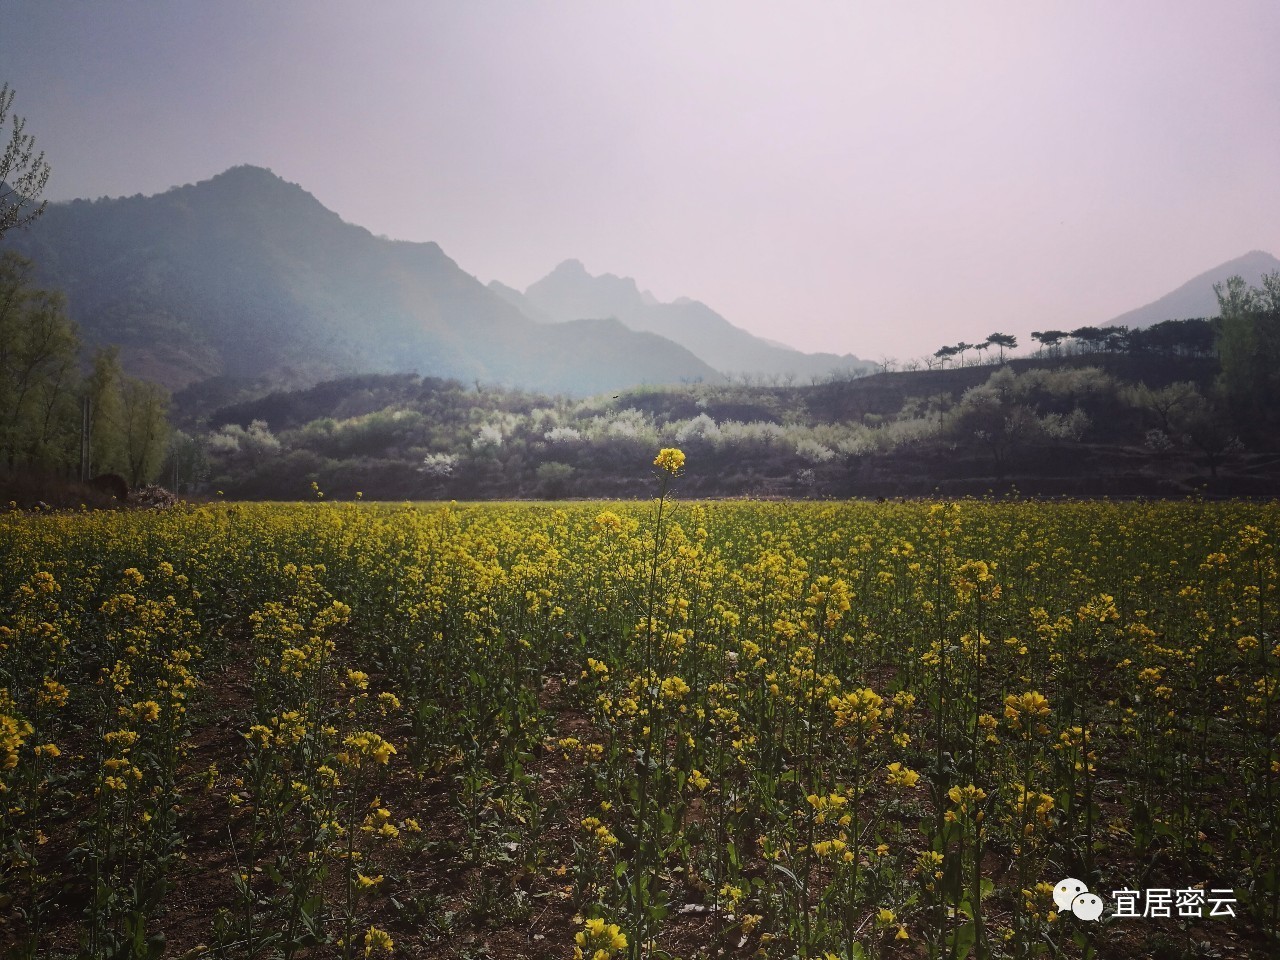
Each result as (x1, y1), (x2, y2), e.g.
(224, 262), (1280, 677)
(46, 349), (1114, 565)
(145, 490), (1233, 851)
(1, 456), (1277, 959)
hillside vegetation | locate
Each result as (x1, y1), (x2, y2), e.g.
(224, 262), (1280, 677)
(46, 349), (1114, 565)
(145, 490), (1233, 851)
(175, 326), (1277, 500)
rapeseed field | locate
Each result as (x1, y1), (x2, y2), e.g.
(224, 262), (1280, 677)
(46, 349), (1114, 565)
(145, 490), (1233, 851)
(1, 453), (1277, 958)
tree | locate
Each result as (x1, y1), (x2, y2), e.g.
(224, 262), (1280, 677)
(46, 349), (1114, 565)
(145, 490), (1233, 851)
(1070, 326), (1108, 352)
(985, 332), (1017, 363)
(1, 84), (51, 239)
(0, 252), (79, 470)
(1103, 328), (1130, 353)
(85, 345), (126, 476)
(933, 345), (958, 369)
(948, 381), (1038, 476)
(119, 377), (170, 487)
(1179, 390), (1241, 478)
(1215, 272), (1280, 419)
(1124, 381), (1200, 437)
(1031, 330), (1068, 357)
(535, 460), (575, 498)
(207, 419), (282, 473)
(1130, 318), (1215, 357)
(164, 429), (209, 494)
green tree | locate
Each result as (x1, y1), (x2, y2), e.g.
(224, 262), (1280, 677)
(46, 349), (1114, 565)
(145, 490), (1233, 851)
(1030, 330), (1068, 356)
(1, 84), (51, 238)
(1124, 381), (1201, 437)
(85, 345), (126, 476)
(0, 252), (79, 470)
(119, 376), (170, 486)
(1215, 272), (1280, 419)
(535, 460), (575, 498)
(1178, 389), (1240, 478)
(1129, 318), (1215, 357)
(948, 382), (1039, 476)
(164, 429), (208, 494)
(985, 332), (1017, 363)
(1070, 326), (1108, 352)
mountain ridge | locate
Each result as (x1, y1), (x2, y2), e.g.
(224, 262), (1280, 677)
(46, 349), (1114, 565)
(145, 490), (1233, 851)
(1107, 250), (1280, 328)
(520, 259), (872, 380)
(1, 165), (721, 396)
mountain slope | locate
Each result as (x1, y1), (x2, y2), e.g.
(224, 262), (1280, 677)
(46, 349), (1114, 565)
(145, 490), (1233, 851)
(1, 166), (719, 394)
(1107, 250), (1280, 328)
(487, 279), (553, 323)
(521, 259), (871, 379)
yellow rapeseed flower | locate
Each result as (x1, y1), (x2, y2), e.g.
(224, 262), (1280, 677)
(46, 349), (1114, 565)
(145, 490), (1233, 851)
(653, 448), (685, 475)
(363, 925), (393, 955)
(885, 762), (920, 789)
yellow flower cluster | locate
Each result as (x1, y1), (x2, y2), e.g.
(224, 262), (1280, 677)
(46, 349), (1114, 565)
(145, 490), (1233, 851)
(363, 925), (393, 955)
(946, 784), (988, 819)
(653, 447), (686, 475)
(829, 686), (884, 740)
(339, 730), (397, 768)
(1, 699), (33, 771)
(1004, 690), (1051, 736)
(2, 489), (1277, 955)
(573, 917), (628, 960)
(885, 761), (920, 789)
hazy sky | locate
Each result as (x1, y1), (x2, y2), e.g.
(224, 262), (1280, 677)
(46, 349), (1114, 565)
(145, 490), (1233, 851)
(4, 1), (1279, 360)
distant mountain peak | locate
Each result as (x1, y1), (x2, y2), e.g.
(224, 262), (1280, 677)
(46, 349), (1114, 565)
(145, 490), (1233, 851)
(2, 169), (721, 395)
(1107, 250), (1280, 329)
(189, 165), (312, 200)
(1232, 249), (1279, 271)
(211, 163), (279, 180)
(551, 258), (589, 276)
(520, 260), (870, 378)
(528, 261), (645, 320)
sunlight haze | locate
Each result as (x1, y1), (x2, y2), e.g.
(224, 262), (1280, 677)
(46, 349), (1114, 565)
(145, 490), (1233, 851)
(4, 0), (1278, 360)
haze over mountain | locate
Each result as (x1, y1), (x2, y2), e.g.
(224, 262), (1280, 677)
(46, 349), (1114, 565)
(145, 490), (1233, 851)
(509, 260), (872, 380)
(11, 162), (1270, 408)
(1107, 250), (1280, 329)
(0, 166), (720, 396)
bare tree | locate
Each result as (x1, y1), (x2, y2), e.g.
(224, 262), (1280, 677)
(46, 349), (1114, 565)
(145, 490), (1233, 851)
(1, 84), (52, 239)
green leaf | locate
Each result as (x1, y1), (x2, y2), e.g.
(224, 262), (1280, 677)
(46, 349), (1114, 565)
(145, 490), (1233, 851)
(949, 920), (976, 957)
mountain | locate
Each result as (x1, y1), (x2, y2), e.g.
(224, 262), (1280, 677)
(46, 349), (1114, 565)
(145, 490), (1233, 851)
(1107, 250), (1280, 328)
(519, 259), (871, 380)
(0, 166), (720, 395)
(487, 279), (553, 323)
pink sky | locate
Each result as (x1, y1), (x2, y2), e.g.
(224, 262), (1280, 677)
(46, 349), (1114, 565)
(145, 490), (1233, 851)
(4, 1), (1279, 361)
